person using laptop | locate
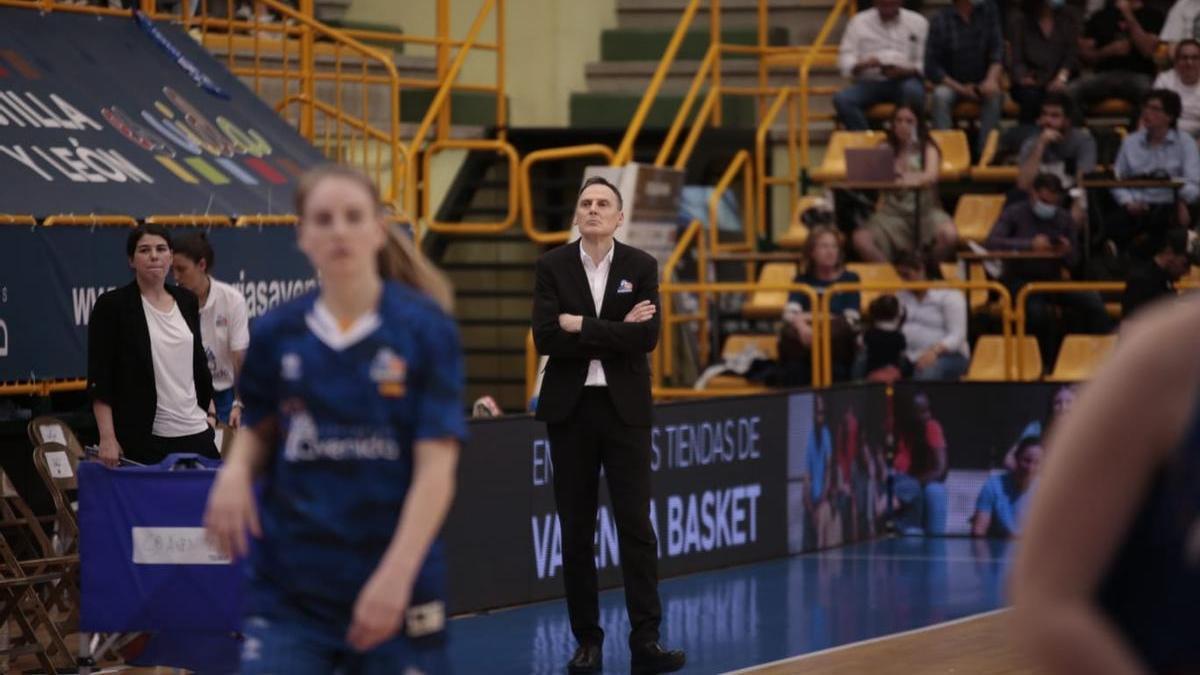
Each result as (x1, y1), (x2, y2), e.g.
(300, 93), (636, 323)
(852, 104), (958, 262)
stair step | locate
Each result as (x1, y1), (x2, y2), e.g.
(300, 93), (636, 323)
(570, 91), (759, 128)
(585, 58), (841, 95)
(399, 90), (507, 125)
(601, 26), (789, 62)
(616, 0), (837, 30)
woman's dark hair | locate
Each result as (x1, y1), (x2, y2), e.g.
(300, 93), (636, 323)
(885, 104), (939, 161)
(173, 231), (215, 271)
(126, 224), (173, 258)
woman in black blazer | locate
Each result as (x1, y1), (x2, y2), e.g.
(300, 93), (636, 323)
(88, 224), (216, 466)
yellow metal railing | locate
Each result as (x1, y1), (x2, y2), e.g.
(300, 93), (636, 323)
(519, 144), (616, 244)
(799, 0), (853, 172)
(1014, 282), (1126, 380)
(661, 220), (709, 377)
(708, 150), (756, 255)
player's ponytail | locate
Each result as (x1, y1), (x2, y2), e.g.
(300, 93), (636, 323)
(295, 165), (454, 313)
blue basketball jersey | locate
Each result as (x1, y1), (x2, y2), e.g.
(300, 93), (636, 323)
(237, 281), (466, 632)
(1098, 392), (1200, 671)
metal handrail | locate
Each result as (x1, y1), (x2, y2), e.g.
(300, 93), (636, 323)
(818, 280), (1014, 386)
(42, 215), (139, 227)
(519, 144), (615, 244)
(145, 215), (234, 227)
(655, 44), (721, 168)
(659, 281), (821, 393)
(800, 0), (853, 171)
(1014, 281), (1126, 380)
(708, 150), (755, 254)
(234, 215), (299, 227)
(613, 0), (705, 166)
(422, 138), (520, 235)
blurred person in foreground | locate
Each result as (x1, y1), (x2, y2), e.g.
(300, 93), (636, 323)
(1012, 294), (1200, 673)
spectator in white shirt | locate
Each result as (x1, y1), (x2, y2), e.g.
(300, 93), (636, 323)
(835, 0), (930, 130)
(1160, 0), (1200, 47)
(1154, 39), (1200, 137)
(171, 232), (250, 427)
(894, 252), (970, 381)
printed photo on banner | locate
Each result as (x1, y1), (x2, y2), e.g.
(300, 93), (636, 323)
(890, 382), (1078, 538)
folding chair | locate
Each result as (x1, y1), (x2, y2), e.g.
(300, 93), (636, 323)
(27, 416), (86, 462)
(0, 505), (74, 674)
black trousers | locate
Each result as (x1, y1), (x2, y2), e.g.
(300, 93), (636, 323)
(135, 427), (218, 465)
(547, 388), (661, 648)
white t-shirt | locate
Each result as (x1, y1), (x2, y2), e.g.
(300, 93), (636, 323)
(897, 289), (970, 362)
(1155, 69), (1200, 137)
(838, 8), (929, 80)
(142, 296), (209, 438)
(199, 278), (250, 392)
(1160, 0), (1200, 42)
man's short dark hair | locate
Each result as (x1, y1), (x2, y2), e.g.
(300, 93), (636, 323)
(126, 223), (173, 258)
(1144, 88), (1183, 125)
(1032, 173), (1065, 194)
(577, 175), (623, 211)
(1041, 92), (1076, 124)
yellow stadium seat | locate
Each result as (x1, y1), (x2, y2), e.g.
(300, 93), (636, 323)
(1090, 98), (1133, 117)
(705, 334), (779, 391)
(930, 129), (970, 180)
(846, 262), (901, 312)
(778, 195), (824, 250)
(954, 193), (1005, 243)
(970, 129), (1019, 183)
(742, 262), (798, 319)
(1047, 334), (1118, 382)
(810, 131), (887, 183)
(965, 335), (1042, 381)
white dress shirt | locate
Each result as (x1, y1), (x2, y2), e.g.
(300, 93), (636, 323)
(838, 8), (929, 80)
(580, 242), (614, 386)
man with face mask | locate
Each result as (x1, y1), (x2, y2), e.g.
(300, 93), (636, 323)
(986, 172), (1112, 369)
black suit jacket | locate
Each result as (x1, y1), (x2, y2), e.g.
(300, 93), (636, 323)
(87, 281), (213, 453)
(532, 239), (660, 427)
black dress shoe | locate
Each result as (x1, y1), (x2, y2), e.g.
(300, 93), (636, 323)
(567, 643), (603, 674)
(631, 642), (686, 674)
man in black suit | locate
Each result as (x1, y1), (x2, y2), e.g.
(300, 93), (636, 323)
(532, 176), (685, 674)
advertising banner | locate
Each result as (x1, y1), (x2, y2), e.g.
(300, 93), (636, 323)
(444, 385), (887, 614)
(0, 224), (315, 383)
(0, 9), (324, 217)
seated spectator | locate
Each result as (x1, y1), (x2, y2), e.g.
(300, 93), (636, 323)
(892, 391), (950, 534)
(925, 0), (1006, 157)
(88, 225), (216, 467)
(852, 105), (958, 262)
(1159, 0), (1200, 48)
(862, 293), (909, 382)
(971, 436), (1044, 538)
(894, 252), (971, 380)
(780, 225), (862, 384)
(1121, 227), (1193, 316)
(1017, 93), (1096, 224)
(1153, 39), (1200, 138)
(1071, 0), (1164, 113)
(834, 0), (929, 130)
(1108, 89), (1200, 253)
(1010, 0), (1082, 124)
(171, 232), (249, 427)
(986, 173), (1111, 368)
